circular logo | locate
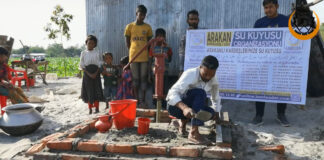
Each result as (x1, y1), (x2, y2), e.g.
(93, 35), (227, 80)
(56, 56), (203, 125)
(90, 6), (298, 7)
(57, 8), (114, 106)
(288, 10), (320, 40)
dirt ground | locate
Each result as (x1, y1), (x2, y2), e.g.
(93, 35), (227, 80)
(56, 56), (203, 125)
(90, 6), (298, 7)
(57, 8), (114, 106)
(1, 77), (324, 160)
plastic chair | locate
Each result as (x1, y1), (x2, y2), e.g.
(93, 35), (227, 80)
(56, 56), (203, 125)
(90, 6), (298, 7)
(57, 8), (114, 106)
(0, 95), (7, 115)
(8, 67), (29, 91)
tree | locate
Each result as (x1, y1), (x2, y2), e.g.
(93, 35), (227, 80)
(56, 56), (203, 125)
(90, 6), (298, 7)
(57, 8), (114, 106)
(46, 43), (65, 57)
(12, 48), (25, 55)
(64, 46), (82, 57)
(44, 5), (73, 42)
(29, 46), (45, 53)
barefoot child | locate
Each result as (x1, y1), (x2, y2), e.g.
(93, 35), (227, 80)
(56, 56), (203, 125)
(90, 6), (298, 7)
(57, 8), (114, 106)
(124, 4), (153, 108)
(101, 52), (118, 109)
(116, 56), (133, 100)
(79, 35), (104, 114)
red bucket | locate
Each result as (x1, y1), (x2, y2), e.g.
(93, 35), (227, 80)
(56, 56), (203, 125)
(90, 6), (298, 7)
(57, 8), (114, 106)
(137, 117), (151, 135)
(109, 99), (137, 130)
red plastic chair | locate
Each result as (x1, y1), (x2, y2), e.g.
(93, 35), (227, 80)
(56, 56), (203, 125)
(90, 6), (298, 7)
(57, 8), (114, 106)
(0, 95), (7, 115)
(8, 67), (29, 91)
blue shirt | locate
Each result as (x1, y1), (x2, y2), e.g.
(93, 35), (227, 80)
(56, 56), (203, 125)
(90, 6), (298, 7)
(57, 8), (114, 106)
(254, 14), (289, 28)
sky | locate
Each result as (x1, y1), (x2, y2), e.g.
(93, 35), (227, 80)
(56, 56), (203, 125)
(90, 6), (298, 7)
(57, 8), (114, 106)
(0, 0), (323, 49)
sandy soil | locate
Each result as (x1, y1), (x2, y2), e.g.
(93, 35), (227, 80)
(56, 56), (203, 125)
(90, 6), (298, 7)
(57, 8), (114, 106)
(0, 77), (324, 160)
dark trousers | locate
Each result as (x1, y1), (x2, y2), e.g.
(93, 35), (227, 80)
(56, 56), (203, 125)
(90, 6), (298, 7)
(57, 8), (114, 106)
(255, 102), (287, 117)
(167, 88), (215, 126)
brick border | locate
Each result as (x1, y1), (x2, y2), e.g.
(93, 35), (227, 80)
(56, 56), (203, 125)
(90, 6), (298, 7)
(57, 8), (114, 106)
(43, 137), (232, 159)
(25, 118), (98, 156)
(26, 113), (233, 159)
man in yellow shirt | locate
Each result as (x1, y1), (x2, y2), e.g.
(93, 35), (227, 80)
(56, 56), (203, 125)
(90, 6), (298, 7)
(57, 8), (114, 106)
(124, 5), (153, 108)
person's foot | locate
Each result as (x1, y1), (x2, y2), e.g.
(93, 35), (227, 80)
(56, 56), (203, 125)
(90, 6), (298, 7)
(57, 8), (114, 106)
(276, 114), (290, 127)
(95, 107), (99, 113)
(252, 115), (263, 126)
(172, 119), (188, 137)
(188, 131), (211, 145)
(89, 108), (92, 115)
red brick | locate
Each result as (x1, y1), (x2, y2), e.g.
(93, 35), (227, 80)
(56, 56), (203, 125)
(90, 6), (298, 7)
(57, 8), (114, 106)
(25, 143), (46, 156)
(77, 141), (104, 152)
(170, 146), (200, 158)
(202, 146), (232, 159)
(67, 132), (78, 138)
(33, 153), (58, 160)
(137, 145), (167, 155)
(61, 154), (90, 160)
(71, 124), (84, 131)
(78, 125), (90, 135)
(105, 144), (134, 154)
(217, 142), (232, 148)
(47, 138), (74, 151)
(41, 132), (64, 144)
(136, 109), (156, 117)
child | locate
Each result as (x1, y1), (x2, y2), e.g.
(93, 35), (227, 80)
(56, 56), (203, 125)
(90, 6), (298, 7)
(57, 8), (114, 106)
(124, 4), (153, 108)
(149, 28), (172, 107)
(0, 47), (29, 106)
(116, 56), (133, 100)
(79, 35), (104, 114)
(101, 52), (118, 109)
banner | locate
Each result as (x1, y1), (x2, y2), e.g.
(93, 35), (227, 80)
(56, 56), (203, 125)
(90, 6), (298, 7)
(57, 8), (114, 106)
(184, 28), (311, 104)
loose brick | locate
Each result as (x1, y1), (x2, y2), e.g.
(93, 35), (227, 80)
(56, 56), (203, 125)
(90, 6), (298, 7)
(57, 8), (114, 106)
(33, 152), (58, 160)
(106, 144), (134, 154)
(136, 109), (156, 117)
(47, 138), (74, 151)
(67, 131), (78, 138)
(61, 153), (90, 160)
(217, 142), (232, 148)
(41, 132), (64, 144)
(137, 145), (167, 155)
(70, 124), (84, 131)
(77, 141), (104, 152)
(202, 146), (232, 159)
(78, 125), (90, 135)
(170, 146), (200, 158)
(25, 143), (46, 156)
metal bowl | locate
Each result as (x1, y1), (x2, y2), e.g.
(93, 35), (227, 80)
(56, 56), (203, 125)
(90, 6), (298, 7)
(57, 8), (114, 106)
(0, 103), (43, 136)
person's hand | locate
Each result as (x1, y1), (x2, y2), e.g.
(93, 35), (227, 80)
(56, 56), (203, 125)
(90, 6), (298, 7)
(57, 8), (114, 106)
(183, 107), (194, 119)
(90, 73), (97, 79)
(212, 112), (221, 124)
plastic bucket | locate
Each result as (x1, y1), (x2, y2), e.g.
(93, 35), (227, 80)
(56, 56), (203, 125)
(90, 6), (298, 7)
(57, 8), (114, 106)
(137, 117), (151, 135)
(109, 99), (137, 130)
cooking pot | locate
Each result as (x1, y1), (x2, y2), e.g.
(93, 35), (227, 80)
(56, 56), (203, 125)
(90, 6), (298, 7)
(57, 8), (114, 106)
(0, 103), (43, 136)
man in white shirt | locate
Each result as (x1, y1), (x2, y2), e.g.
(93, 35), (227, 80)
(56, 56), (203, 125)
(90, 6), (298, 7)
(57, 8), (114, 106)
(166, 55), (221, 145)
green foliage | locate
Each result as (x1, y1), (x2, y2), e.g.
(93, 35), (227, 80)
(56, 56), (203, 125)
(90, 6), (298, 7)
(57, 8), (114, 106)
(12, 46), (45, 55)
(46, 43), (65, 57)
(36, 57), (80, 77)
(44, 5), (73, 41)
(29, 46), (46, 53)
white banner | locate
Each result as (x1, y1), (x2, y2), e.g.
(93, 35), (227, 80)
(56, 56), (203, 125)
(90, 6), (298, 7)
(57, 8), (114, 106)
(184, 28), (311, 104)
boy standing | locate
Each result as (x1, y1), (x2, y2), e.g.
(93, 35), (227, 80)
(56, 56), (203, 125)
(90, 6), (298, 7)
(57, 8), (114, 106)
(149, 28), (172, 102)
(102, 52), (118, 109)
(124, 4), (153, 108)
(252, 0), (290, 126)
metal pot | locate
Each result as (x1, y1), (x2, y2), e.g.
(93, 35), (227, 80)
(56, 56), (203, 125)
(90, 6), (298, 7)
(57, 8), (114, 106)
(0, 103), (43, 136)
